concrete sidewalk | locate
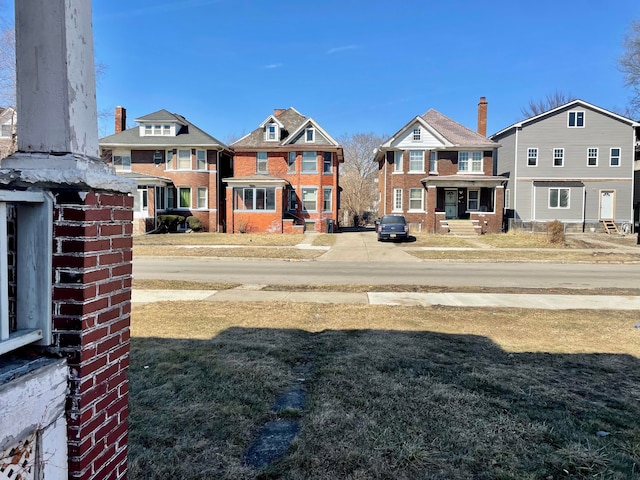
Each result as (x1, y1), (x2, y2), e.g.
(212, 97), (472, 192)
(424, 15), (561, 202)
(131, 289), (640, 310)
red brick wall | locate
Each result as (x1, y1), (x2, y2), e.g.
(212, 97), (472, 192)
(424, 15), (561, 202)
(52, 190), (132, 480)
(377, 151), (426, 224)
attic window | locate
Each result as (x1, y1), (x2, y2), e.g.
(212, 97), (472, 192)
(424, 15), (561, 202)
(265, 123), (278, 141)
(305, 126), (315, 142)
(568, 111), (584, 128)
(413, 127), (421, 141)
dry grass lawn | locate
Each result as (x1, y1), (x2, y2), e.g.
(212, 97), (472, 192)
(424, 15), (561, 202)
(129, 301), (640, 479)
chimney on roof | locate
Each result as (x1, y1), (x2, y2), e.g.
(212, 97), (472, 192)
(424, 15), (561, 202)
(477, 97), (487, 137)
(115, 106), (126, 133)
(274, 108), (286, 117)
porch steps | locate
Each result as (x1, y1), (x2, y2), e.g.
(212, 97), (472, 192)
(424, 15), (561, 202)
(601, 220), (619, 234)
(445, 220), (479, 235)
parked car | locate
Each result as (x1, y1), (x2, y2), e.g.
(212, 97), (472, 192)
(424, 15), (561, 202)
(377, 215), (409, 242)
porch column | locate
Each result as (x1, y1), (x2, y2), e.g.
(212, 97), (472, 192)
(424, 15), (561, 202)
(426, 185), (437, 233)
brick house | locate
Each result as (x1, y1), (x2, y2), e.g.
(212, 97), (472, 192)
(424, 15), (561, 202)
(229, 107), (344, 233)
(374, 98), (505, 234)
(100, 107), (233, 234)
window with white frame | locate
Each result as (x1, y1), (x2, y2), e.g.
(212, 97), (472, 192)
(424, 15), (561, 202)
(467, 189), (479, 211)
(134, 186), (148, 213)
(458, 151), (483, 173)
(393, 151), (403, 172)
(610, 148), (621, 166)
(323, 152), (332, 174)
(302, 151), (317, 173)
(197, 187), (207, 209)
(409, 150), (424, 172)
(177, 149), (191, 170)
(0, 124), (12, 137)
(568, 111), (585, 127)
(178, 187), (191, 208)
(302, 187), (317, 211)
(429, 151), (437, 173)
(163, 124), (172, 135)
(409, 188), (423, 211)
(196, 150), (206, 170)
(144, 124), (152, 136)
(323, 187), (332, 212)
(257, 152), (268, 173)
(265, 122), (278, 141)
(166, 150), (174, 169)
(288, 151), (296, 173)
(0, 191), (53, 356)
(549, 188), (569, 208)
(155, 186), (166, 210)
(305, 126), (315, 142)
(234, 187), (276, 211)
(413, 127), (421, 141)
(393, 188), (403, 211)
(553, 148), (564, 167)
(112, 154), (131, 172)
(527, 148), (538, 166)
(167, 187), (176, 209)
(153, 124), (162, 135)
(587, 148), (598, 166)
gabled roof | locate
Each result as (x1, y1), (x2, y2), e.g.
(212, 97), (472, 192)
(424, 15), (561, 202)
(232, 107), (340, 149)
(491, 99), (640, 138)
(99, 110), (229, 150)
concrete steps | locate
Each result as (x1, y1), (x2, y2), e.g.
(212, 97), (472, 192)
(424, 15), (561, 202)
(445, 219), (479, 235)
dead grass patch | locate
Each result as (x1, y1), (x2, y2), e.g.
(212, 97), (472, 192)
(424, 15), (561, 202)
(311, 234), (337, 247)
(134, 232), (304, 246)
(133, 246), (324, 260)
(129, 302), (640, 479)
(132, 279), (240, 290)
(409, 249), (640, 263)
(409, 233), (476, 247)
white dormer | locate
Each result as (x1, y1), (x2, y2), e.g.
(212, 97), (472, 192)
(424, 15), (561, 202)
(140, 123), (175, 136)
(259, 115), (285, 142)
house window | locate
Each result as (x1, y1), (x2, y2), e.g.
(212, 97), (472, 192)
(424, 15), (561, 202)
(153, 150), (163, 166)
(166, 150), (174, 169)
(1, 124), (12, 137)
(610, 148), (621, 166)
(413, 127), (421, 141)
(257, 152), (268, 174)
(458, 151), (483, 173)
(409, 150), (424, 172)
(305, 126), (315, 142)
(323, 152), (332, 174)
(163, 125), (172, 135)
(302, 151), (317, 173)
(153, 124), (162, 135)
(553, 148), (564, 167)
(568, 111), (585, 127)
(527, 148), (538, 166)
(196, 150), (206, 170)
(549, 188), (569, 208)
(197, 187), (207, 209)
(167, 187), (176, 209)
(112, 154), (131, 172)
(178, 187), (191, 208)
(177, 149), (191, 170)
(288, 189), (297, 210)
(302, 187), (317, 211)
(393, 151), (403, 172)
(288, 151), (296, 173)
(409, 188), (423, 211)
(265, 123), (278, 141)
(587, 148), (598, 167)
(234, 187), (276, 211)
(429, 151), (437, 173)
(393, 188), (403, 211)
(134, 187), (148, 213)
(505, 189), (511, 209)
(144, 125), (152, 136)
(323, 188), (332, 212)
(468, 189), (479, 211)
(155, 186), (166, 210)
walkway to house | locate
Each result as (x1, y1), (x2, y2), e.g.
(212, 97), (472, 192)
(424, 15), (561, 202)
(315, 228), (418, 262)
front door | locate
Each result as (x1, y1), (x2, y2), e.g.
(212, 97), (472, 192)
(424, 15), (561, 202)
(444, 188), (457, 219)
(599, 190), (615, 220)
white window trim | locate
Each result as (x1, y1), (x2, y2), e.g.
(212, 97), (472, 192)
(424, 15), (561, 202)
(549, 188), (570, 209)
(0, 191), (53, 356)
(301, 187), (318, 212)
(196, 149), (207, 171)
(257, 152), (268, 174)
(610, 148), (621, 167)
(458, 151), (483, 174)
(408, 150), (425, 173)
(177, 149), (192, 170)
(301, 151), (318, 173)
(393, 151), (403, 173)
(265, 122), (279, 141)
(305, 126), (315, 143)
(112, 149), (131, 172)
(166, 149), (174, 170)
(568, 111), (585, 128)
(467, 188), (480, 211)
(323, 187), (333, 212)
(553, 148), (564, 167)
(323, 152), (332, 174)
(392, 188), (403, 212)
(178, 187), (192, 208)
(429, 151), (438, 174)
(196, 187), (208, 210)
(587, 147), (598, 167)
(288, 151), (296, 173)
(527, 148), (538, 167)
(408, 188), (424, 212)
(412, 127), (421, 141)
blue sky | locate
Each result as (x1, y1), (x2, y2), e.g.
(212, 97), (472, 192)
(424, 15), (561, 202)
(5, 1), (640, 142)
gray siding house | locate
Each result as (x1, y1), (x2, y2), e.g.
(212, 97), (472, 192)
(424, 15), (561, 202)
(491, 100), (639, 233)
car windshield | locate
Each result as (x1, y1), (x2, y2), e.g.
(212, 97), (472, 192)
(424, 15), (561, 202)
(381, 216), (406, 224)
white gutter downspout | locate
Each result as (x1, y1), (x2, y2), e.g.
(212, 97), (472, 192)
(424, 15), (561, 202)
(513, 127), (519, 221)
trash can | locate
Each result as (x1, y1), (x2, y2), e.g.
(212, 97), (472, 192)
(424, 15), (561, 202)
(325, 219), (335, 233)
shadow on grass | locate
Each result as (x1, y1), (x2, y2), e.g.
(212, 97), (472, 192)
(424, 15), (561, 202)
(128, 328), (640, 480)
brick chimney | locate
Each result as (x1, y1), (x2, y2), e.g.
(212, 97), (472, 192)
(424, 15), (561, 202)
(274, 108), (286, 117)
(477, 97), (488, 137)
(115, 106), (127, 133)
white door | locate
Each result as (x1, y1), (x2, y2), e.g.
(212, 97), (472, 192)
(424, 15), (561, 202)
(599, 190), (614, 220)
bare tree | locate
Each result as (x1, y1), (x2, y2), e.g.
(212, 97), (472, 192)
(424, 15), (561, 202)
(0, 20), (15, 107)
(520, 90), (576, 119)
(620, 19), (640, 118)
(337, 132), (385, 226)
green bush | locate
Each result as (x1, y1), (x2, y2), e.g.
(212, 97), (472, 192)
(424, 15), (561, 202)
(186, 216), (202, 231)
(157, 214), (185, 233)
(547, 220), (565, 244)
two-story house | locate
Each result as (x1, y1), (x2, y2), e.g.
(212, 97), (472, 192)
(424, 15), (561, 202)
(99, 107), (233, 234)
(228, 107), (343, 233)
(374, 98), (504, 234)
(491, 100), (639, 233)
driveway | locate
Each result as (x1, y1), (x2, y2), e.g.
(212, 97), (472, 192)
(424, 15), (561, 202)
(316, 229), (418, 263)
